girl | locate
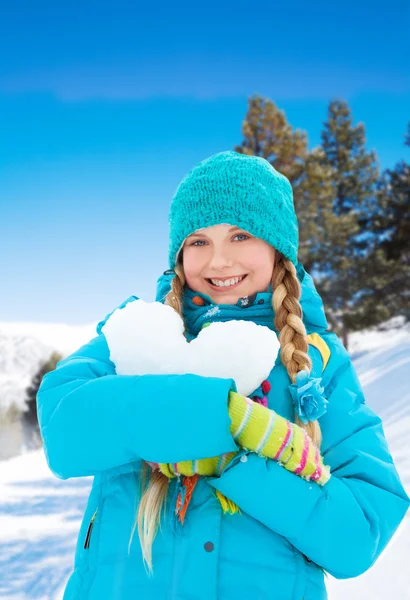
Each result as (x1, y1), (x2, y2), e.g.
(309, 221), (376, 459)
(37, 151), (409, 600)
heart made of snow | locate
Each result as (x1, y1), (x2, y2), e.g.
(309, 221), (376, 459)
(101, 299), (281, 397)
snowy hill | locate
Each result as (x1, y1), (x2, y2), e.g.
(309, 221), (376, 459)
(327, 318), (410, 599)
(348, 316), (410, 489)
(0, 317), (409, 599)
(0, 321), (96, 413)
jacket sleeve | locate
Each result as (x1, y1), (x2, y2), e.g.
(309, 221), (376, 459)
(207, 332), (410, 579)
(37, 323), (239, 480)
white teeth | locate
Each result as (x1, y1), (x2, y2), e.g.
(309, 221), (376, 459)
(210, 276), (244, 287)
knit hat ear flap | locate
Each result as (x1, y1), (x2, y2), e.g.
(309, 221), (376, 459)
(168, 151), (299, 270)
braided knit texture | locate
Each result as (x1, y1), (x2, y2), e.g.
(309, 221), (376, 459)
(168, 151), (299, 269)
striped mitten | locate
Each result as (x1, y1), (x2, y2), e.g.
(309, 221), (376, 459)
(147, 452), (238, 478)
(228, 392), (331, 485)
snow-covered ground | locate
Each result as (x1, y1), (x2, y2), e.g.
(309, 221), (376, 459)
(0, 318), (409, 599)
(326, 318), (410, 599)
(0, 450), (90, 600)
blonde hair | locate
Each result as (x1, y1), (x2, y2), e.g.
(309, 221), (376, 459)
(130, 252), (322, 574)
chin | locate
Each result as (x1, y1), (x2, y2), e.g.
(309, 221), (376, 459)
(210, 291), (247, 304)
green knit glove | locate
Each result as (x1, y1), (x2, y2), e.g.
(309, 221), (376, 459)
(228, 391), (331, 485)
(150, 451), (239, 479)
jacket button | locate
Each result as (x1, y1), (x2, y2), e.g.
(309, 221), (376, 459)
(204, 541), (214, 552)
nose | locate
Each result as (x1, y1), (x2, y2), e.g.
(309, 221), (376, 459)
(208, 247), (234, 271)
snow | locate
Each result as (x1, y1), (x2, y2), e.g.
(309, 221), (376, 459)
(325, 320), (410, 600)
(0, 317), (409, 599)
(0, 449), (91, 600)
(0, 322), (95, 413)
(101, 298), (280, 396)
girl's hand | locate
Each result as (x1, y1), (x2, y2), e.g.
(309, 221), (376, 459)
(146, 452), (239, 478)
(228, 392), (331, 485)
(146, 393), (331, 485)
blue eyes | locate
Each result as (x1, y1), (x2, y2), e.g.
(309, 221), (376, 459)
(190, 234), (250, 247)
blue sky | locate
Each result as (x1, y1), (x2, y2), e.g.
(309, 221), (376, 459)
(1, 1), (409, 324)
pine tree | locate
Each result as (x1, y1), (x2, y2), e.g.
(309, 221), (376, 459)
(22, 350), (62, 449)
(234, 94), (334, 277)
(362, 124), (410, 321)
(295, 147), (335, 272)
(380, 123), (410, 262)
(234, 96), (390, 347)
(317, 100), (380, 347)
(234, 94), (307, 185)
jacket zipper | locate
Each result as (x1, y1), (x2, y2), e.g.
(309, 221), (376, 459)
(84, 508), (98, 549)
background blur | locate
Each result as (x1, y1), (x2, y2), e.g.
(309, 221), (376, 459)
(0, 2), (409, 599)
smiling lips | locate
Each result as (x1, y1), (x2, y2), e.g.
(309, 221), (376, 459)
(207, 274), (248, 290)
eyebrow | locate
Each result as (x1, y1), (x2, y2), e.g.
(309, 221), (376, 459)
(187, 226), (242, 239)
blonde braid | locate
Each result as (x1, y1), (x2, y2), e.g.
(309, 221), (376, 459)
(272, 254), (322, 447)
(163, 262), (186, 314)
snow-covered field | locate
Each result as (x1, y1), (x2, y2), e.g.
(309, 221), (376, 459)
(0, 318), (409, 599)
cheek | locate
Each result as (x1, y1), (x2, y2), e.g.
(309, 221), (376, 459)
(242, 247), (274, 274)
(182, 250), (206, 278)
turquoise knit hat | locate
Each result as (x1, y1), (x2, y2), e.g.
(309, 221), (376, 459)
(168, 150), (299, 269)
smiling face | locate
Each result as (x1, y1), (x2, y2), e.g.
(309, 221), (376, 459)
(180, 223), (276, 304)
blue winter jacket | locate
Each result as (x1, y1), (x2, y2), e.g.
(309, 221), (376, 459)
(36, 265), (410, 600)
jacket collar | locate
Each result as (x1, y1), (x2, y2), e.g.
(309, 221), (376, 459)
(155, 262), (329, 338)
